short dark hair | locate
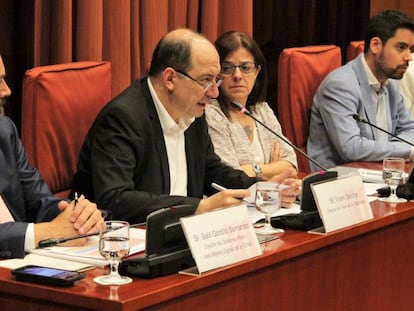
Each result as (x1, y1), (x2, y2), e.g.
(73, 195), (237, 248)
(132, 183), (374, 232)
(364, 10), (414, 53)
(149, 29), (210, 76)
(214, 31), (268, 117)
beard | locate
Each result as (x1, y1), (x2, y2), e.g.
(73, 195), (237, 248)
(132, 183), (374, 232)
(0, 99), (5, 116)
(377, 52), (408, 80)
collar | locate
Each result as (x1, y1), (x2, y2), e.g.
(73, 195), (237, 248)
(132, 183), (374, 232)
(147, 77), (194, 134)
(361, 55), (389, 92)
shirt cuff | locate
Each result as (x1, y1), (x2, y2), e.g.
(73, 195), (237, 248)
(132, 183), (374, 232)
(24, 223), (36, 252)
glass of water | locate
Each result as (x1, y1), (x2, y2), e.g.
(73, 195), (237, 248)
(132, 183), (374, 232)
(93, 220), (132, 285)
(255, 181), (284, 236)
(378, 157), (407, 203)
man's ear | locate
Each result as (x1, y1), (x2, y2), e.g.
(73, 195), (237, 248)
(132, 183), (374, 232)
(370, 37), (382, 55)
(162, 67), (176, 91)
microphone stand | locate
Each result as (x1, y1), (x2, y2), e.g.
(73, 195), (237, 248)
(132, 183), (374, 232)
(353, 114), (414, 147)
(231, 101), (328, 171)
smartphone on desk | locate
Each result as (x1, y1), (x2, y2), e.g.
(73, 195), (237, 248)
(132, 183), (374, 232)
(12, 265), (85, 287)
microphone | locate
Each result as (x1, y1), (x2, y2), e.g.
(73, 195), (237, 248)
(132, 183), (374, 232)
(37, 231), (100, 248)
(231, 101), (328, 171)
(352, 114), (414, 147)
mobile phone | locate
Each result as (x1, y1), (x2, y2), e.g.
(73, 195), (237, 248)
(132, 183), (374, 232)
(11, 265), (85, 287)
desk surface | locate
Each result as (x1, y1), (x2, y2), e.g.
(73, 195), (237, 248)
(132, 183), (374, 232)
(1, 162), (414, 311)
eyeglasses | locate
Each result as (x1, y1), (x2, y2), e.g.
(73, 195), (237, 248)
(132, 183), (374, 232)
(172, 67), (222, 91)
(220, 62), (257, 76)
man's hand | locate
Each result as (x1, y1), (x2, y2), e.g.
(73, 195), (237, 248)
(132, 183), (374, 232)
(34, 196), (104, 247)
(58, 195), (104, 235)
(196, 189), (250, 214)
(270, 168), (301, 208)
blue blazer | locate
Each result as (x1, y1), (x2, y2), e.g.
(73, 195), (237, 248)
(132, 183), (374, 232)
(308, 54), (414, 170)
(0, 116), (60, 258)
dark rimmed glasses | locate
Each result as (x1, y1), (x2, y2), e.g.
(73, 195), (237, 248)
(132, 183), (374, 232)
(172, 67), (222, 91)
(220, 61), (258, 76)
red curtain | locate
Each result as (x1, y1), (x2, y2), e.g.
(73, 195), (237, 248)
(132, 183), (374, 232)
(32, 0), (253, 97)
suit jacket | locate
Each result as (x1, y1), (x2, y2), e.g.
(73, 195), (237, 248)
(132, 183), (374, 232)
(0, 116), (60, 258)
(72, 77), (257, 223)
(307, 54), (414, 170)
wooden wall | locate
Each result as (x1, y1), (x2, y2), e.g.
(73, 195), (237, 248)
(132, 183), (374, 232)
(371, 0), (414, 18)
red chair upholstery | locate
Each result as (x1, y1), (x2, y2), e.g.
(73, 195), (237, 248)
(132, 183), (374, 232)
(277, 45), (341, 173)
(22, 61), (111, 198)
(346, 40), (364, 62)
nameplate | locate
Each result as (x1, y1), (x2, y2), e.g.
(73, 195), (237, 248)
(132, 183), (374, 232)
(180, 204), (261, 275)
(0, 195), (14, 223)
(310, 174), (373, 234)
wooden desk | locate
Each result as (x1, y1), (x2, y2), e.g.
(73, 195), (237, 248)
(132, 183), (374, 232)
(1, 175), (414, 310)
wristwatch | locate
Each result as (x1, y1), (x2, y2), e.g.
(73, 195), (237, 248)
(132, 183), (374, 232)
(252, 163), (263, 179)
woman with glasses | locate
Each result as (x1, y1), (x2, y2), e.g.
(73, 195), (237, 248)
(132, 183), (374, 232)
(205, 31), (297, 180)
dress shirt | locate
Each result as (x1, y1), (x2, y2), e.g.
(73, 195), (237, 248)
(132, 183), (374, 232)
(148, 78), (194, 196)
(361, 56), (389, 141)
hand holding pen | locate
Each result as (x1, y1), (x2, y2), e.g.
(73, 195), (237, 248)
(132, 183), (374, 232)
(195, 183), (251, 214)
(211, 183), (251, 204)
(66, 193), (104, 235)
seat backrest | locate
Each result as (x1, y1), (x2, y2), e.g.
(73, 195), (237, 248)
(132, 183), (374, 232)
(21, 61), (111, 198)
(277, 45), (341, 173)
(346, 40), (364, 62)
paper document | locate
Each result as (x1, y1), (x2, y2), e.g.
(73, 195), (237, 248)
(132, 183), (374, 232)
(31, 228), (146, 266)
(0, 253), (94, 271)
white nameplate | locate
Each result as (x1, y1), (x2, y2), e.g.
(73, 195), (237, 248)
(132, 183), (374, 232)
(310, 174), (373, 234)
(180, 204), (261, 275)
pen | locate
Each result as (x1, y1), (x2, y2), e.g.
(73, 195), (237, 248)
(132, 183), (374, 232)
(74, 192), (79, 209)
(211, 182), (227, 192)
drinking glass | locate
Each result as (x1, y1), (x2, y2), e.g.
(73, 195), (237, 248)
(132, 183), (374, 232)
(378, 157), (407, 203)
(93, 221), (132, 285)
(255, 181), (284, 236)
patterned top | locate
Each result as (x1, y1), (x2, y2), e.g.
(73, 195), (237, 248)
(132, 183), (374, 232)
(205, 100), (297, 170)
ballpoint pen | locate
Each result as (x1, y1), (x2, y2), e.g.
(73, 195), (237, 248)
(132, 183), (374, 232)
(74, 192), (79, 209)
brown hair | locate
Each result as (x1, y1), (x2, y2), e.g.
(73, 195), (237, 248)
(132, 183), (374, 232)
(214, 31), (268, 118)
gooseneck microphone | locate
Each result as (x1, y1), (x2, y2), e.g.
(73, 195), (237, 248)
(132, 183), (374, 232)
(352, 114), (414, 147)
(231, 101), (328, 171)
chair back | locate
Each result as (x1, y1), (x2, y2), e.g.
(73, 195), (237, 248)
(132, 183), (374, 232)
(346, 40), (364, 62)
(277, 45), (341, 172)
(22, 61), (111, 197)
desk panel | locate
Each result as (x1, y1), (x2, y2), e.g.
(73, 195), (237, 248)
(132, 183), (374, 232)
(1, 180), (414, 310)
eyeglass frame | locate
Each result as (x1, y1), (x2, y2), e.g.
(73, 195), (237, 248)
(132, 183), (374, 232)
(220, 61), (258, 76)
(171, 67), (222, 91)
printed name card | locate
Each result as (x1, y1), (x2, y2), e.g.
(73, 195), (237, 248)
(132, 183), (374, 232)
(180, 204), (261, 275)
(310, 173), (373, 233)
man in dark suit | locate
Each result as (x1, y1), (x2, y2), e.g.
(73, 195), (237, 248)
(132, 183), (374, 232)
(0, 54), (103, 258)
(72, 29), (300, 224)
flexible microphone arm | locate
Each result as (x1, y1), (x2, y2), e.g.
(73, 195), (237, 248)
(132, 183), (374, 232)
(37, 231), (101, 248)
(352, 114), (414, 147)
(231, 101), (328, 171)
